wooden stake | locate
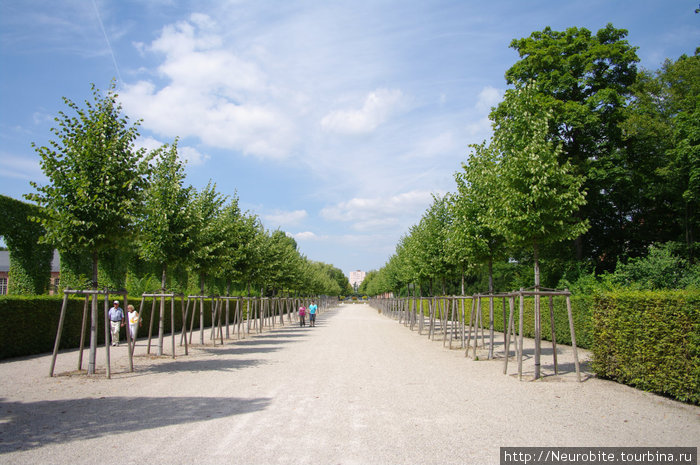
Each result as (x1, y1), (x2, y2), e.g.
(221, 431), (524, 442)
(549, 296), (558, 375)
(103, 295), (111, 379)
(518, 290), (524, 381)
(566, 292), (581, 382)
(49, 292), (70, 377)
(77, 295), (89, 371)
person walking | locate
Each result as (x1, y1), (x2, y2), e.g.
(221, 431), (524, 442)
(108, 300), (125, 346)
(127, 304), (141, 342)
(308, 301), (318, 327)
(299, 305), (307, 327)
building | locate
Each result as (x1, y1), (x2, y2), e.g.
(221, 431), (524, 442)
(349, 270), (366, 290)
(0, 250), (61, 295)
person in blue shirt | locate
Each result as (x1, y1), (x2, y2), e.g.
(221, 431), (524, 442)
(308, 301), (318, 327)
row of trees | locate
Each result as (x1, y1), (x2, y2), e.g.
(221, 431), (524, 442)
(361, 23), (699, 297)
(22, 83), (350, 297)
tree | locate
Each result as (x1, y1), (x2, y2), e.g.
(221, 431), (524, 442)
(490, 84), (589, 292)
(496, 24), (639, 269)
(27, 82), (150, 286)
(27, 82), (150, 374)
(136, 140), (194, 355)
(189, 182), (227, 294)
(620, 50), (700, 262)
(451, 141), (507, 295)
(659, 52), (700, 260)
(137, 140), (194, 290)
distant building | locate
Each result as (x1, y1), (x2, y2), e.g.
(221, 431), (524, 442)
(349, 270), (366, 290)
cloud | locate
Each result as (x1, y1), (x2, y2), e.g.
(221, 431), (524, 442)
(119, 14), (297, 159)
(320, 190), (434, 232)
(178, 146), (209, 166)
(465, 85), (503, 142)
(0, 153), (45, 181)
(320, 88), (405, 135)
(135, 137), (209, 166)
(475, 85), (503, 113)
(263, 209), (308, 227)
(292, 231), (318, 241)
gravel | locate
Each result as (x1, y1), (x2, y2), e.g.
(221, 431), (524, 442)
(1, 303), (698, 465)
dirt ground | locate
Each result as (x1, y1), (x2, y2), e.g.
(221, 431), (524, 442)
(1, 303), (698, 464)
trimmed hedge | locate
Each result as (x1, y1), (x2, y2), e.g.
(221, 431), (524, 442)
(0, 296), (240, 360)
(592, 291), (700, 405)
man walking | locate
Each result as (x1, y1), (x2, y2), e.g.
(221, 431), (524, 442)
(308, 301), (318, 327)
(108, 300), (125, 346)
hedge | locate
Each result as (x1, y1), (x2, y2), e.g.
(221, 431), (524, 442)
(0, 195), (53, 294)
(592, 291), (700, 405)
(0, 296), (240, 360)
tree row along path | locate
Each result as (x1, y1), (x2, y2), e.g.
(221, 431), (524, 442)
(1, 303), (698, 465)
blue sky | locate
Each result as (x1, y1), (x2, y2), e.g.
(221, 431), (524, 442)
(1, 1), (698, 277)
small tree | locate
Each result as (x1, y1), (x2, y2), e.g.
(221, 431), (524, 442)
(451, 142), (507, 295)
(27, 82), (150, 374)
(138, 140), (194, 290)
(490, 84), (589, 291)
(137, 140), (194, 355)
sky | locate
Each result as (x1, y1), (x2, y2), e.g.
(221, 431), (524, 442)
(1, 1), (698, 278)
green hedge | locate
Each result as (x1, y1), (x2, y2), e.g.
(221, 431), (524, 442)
(592, 291), (700, 405)
(0, 296), (254, 360)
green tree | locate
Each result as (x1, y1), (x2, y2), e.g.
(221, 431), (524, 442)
(189, 182), (227, 295)
(496, 24), (639, 270)
(136, 140), (194, 355)
(451, 142), (507, 295)
(137, 140), (194, 290)
(27, 82), (150, 374)
(27, 82), (150, 286)
(490, 84), (589, 292)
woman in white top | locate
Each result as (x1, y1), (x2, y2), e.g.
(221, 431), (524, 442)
(127, 304), (141, 341)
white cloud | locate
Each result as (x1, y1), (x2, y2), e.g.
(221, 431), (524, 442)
(464, 85), (503, 142)
(320, 88), (405, 135)
(475, 85), (503, 113)
(178, 146), (209, 166)
(321, 190), (434, 232)
(263, 209), (308, 227)
(135, 137), (209, 166)
(292, 231), (318, 240)
(0, 153), (44, 181)
(119, 14), (297, 159)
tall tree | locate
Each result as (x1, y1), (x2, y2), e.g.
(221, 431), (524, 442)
(495, 24), (639, 269)
(27, 82), (150, 374)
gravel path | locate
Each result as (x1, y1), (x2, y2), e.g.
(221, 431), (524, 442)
(1, 303), (698, 464)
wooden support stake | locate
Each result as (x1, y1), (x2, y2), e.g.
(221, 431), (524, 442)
(465, 298), (476, 358)
(77, 296), (89, 371)
(549, 296), (558, 375)
(518, 290), (524, 380)
(103, 295), (111, 379)
(171, 297), (176, 358)
(566, 293), (581, 382)
(49, 292), (70, 377)
(147, 298), (156, 354)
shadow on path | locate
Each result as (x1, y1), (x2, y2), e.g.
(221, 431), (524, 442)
(0, 395), (270, 453)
